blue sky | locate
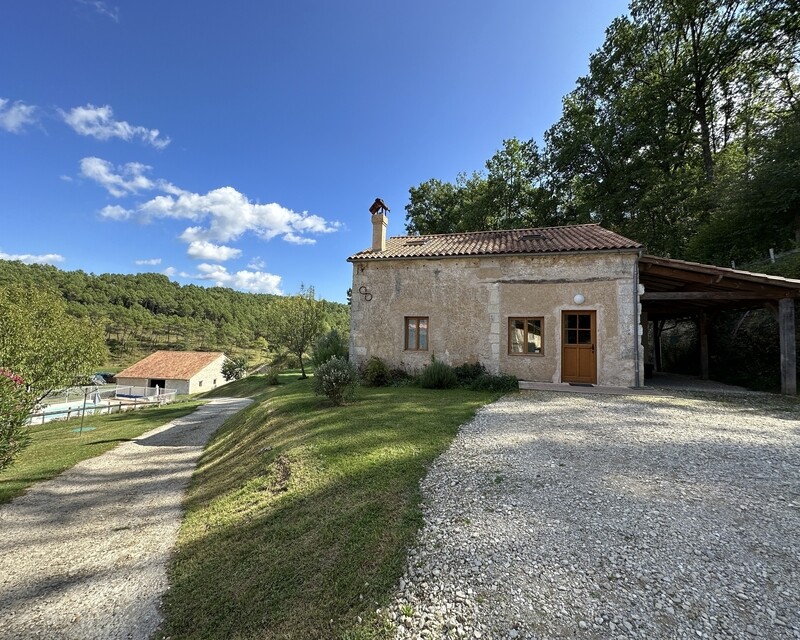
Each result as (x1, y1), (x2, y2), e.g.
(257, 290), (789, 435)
(1, 0), (628, 303)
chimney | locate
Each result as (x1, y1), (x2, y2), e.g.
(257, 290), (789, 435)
(369, 198), (390, 252)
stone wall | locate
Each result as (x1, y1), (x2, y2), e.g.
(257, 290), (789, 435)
(349, 251), (642, 387)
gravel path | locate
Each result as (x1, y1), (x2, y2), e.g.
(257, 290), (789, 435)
(386, 391), (800, 639)
(0, 397), (251, 640)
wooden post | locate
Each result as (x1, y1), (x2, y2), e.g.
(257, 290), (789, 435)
(778, 298), (797, 395)
(699, 313), (709, 380)
(654, 320), (663, 372)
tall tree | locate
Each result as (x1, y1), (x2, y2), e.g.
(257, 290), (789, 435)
(404, 173), (488, 235)
(266, 286), (326, 379)
(485, 138), (556, 228)
(688, 109), (800, 263)
(404, 139), (554, 235)
(544, 0), (798, 256)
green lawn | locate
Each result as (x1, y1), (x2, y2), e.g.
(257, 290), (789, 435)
(0, 400), (203, 504)
(160, 377), (503, 639)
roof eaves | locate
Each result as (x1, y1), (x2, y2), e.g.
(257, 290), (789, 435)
(348, 246), (643, 262)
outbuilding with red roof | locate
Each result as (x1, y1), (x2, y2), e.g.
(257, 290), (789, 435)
(115, 351), (229, 395)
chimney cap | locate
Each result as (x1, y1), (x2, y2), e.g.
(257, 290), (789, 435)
(369, 198), (390, 216)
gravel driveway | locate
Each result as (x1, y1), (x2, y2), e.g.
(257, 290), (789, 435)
(0, 397), (251, 640)
(387, 391), (800, 639)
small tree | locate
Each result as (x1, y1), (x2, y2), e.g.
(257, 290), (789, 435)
(311, 329), (348, 367)
(222, 356), (247, 381)
(0, 286), (107, 469)
(0, 286), (108, 404)
(266, 286), (326, 379)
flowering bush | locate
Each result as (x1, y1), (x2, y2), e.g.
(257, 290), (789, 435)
(0, 368), (36, 472)
(312, 356), (359, 405)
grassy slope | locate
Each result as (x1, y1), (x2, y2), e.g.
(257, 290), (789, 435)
(161, 377), (500, 639)
(0, 401), (202, 504)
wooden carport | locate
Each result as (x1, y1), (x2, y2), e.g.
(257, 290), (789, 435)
(638, 255), (800, 395)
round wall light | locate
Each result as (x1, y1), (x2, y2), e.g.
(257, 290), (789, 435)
(573, 294), (585, 305)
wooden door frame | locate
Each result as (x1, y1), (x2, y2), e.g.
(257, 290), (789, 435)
(561, 310), (597, 384)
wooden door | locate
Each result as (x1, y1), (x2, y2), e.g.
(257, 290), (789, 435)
(561, 311), (597, 384)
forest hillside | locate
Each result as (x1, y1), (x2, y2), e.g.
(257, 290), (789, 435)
(0, 260), (349, 367)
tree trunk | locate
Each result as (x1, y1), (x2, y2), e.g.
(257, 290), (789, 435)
(297, 352), (307, 379)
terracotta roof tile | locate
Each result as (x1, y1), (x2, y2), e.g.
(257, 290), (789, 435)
(116, 351), (225, 380)
(347, 224), (641, 261)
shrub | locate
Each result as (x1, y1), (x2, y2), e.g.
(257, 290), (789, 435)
(270, 349), (298, 371)
(222, 356), (247, 381)
(313, 356), (359, 405)
(362, 357), (390, 387)
(418, 359), (458, 389)
(470, 373), (519, 392)
(262, 367), (280, 386)
(453, 361), (486, 386)
(389, 368), (414, 386)
(312, 329), (349, 367)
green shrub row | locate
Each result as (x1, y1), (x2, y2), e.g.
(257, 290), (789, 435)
(359, 356), (518, 391)
(313, 354), (518, 405)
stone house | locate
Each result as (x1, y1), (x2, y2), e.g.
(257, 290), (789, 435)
(348, 209), (800, 393)
(348, 214), (645, 387)
(115, 350), (229, 395)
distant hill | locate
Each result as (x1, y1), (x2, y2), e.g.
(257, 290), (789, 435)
(0, 260), (349, 364)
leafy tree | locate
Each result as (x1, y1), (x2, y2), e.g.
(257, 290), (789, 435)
(0, 286), (106, 470)
(688, 110), (800, 264)
(403, 1), (798, 263)
(485, 138), (556, 228)
(266, 286), (326, 379)
(0, 368), (36, 472)
(222, 356), (247, 381)
(0, 286), (107, 404)
(544, 0), (798, 256)
(404, 140), (555, 235)
(404, 174), (485, 235)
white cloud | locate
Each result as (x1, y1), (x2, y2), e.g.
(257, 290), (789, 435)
(78, 0), (120, 21)
(99, 204), (133, 220)
(62, 104), (169, 148)
(187, 240), (242, 261)
(0, 98), (37, 133)
(162, 266), (176, 277)
(135, 258), (161, 265)
(248, 257), (266, 269)
(81, 157), (154, 197)
(140, 186), (340, 244)
(83, 157), (340, 253)
(60, 175), (74, 182)
(192, 263), (282, 294)
(284, 232), (317, 245)
(0, 250), (64, 265)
